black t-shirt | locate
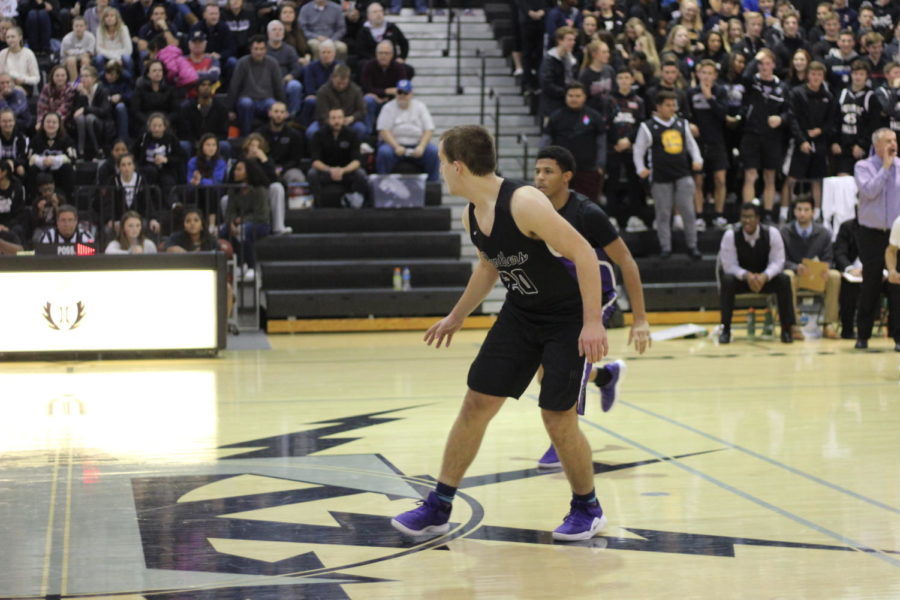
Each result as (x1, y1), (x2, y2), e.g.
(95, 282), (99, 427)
(557, 190), (619, 252)
(256, 124), (307, 171)
(556, 191), (619, 305)
(545, 106), (606, 171)
(310, 127), (360, 168)
(166, 230), (218, 252)
(687, 84), (728, 146)
(0, 179), (26, 229)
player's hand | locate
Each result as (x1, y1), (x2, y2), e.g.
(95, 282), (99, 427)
(629, 317), (651, 354)
(424, 314), (464, 348)
(639, 169), (650, 179)
(579, 320), (608, 363)
(888, 270), (900, 285)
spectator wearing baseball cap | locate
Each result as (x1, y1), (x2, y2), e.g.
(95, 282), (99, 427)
(360, 39), (414, 135)
(375, 79), (439, 181)
(186, 29), (222, 92)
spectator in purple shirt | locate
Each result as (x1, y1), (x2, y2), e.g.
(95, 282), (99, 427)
(852, 127), (900, 349)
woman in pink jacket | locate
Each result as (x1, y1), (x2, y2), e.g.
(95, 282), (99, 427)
(148, 31), (199, 89)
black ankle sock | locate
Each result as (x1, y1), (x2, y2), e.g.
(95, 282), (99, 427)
(573, 489), (598, 505)
(435, 482), (457, 505)
(594, 366), (612, 387)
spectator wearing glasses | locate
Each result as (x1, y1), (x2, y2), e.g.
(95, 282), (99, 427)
(361, 40), (414, 136)
(357, 2), (409, 64)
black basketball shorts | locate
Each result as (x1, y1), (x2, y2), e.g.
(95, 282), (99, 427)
(787, 140), (828, 179)
(467, 306), (590, 412)
(699, 141), (728, 172)
(740, 133), (783, 171)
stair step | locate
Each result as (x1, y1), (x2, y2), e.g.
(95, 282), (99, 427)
(256, 231), (462, 261)
(407, 39), (502, 51)
(409, 56), (508, 68)
(285, 207), (451, 233)
(434, 114), (536, 127)
(260, 259), (471, 290)
(265, 287), (472, 319)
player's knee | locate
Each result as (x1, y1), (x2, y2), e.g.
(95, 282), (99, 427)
(541, 406), (577, 438)
(460, 389), (503, 421)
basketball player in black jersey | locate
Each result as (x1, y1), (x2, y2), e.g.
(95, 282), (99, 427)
(391, 126), (610, 542)
(532, 146), (651, 469)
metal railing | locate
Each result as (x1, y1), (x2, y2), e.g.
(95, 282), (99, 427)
(67, 183), (258, 253)
(442, 0), (453, 58)
(455, 4), (463, 95)
(516, 134), (530, 180)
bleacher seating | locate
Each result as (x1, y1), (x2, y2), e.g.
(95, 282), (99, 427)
(258, 206), (471, 321)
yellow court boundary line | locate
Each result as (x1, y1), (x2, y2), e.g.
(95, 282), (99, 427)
(60, 442), (75, 596)
(40, 446), (62, 597)
(266, 311), (761, 333)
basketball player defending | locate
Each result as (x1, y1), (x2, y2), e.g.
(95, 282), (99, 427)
(532, 146), (651, 469)
(391, 126), (610, 541)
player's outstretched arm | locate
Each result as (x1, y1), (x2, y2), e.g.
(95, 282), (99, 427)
(424, 212), (500, 349)
(510, 187), (608, 363)
(604, 238), (651, 354)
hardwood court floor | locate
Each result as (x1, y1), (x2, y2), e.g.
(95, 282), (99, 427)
(0, 328), (898, 599)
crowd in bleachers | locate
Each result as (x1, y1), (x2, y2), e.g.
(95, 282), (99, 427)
(0, 0), (442, 271)
(512, 0), (897, 345)
(520, 0), (898, 237)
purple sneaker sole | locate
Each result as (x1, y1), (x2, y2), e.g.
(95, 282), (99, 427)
(390, 518), (450, 536)
(552, 514), (607, 541)
(390, 491), (451, 536)
(600, 360), (626, 412)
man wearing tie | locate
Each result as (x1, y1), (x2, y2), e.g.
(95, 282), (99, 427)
(779, 195), (842, 339)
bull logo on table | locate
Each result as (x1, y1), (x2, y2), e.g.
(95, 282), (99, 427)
(43, 300), (87, 331)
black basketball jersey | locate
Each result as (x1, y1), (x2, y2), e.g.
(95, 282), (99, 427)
(647, 117), (692, 183)
(469, 179), (582, 319)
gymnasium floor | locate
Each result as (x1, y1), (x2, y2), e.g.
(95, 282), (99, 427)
(0, 328), (898, 599)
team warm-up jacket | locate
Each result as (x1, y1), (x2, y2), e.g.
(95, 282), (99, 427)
(741, 67), (790, 136)
(787, 84), (835, 147)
